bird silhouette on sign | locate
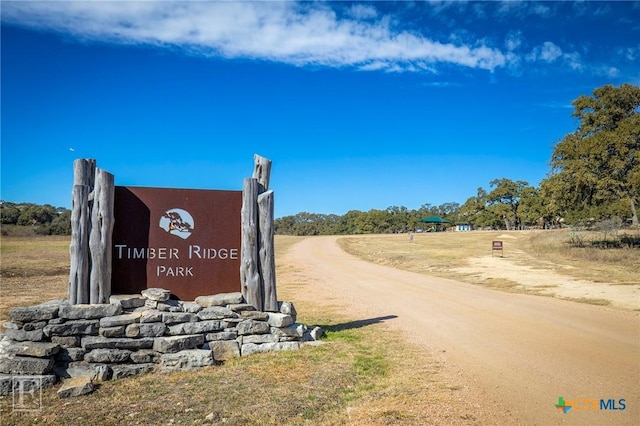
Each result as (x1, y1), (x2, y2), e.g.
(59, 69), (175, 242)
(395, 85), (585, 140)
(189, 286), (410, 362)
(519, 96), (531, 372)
(162, 211), (193, 233)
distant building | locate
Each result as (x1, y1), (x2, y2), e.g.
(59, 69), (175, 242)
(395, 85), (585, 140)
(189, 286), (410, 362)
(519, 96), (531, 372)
(455, 223), (471, 232)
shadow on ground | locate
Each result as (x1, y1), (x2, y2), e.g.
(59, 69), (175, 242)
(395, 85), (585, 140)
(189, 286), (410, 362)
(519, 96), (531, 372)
(320, 315), (398, 332)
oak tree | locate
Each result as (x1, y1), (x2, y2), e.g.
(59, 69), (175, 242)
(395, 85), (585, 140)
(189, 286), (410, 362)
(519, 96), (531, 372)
(545, 83), (640, 225)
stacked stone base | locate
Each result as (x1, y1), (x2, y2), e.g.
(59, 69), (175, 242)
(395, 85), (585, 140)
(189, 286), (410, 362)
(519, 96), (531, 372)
(0, 290), (322, 397)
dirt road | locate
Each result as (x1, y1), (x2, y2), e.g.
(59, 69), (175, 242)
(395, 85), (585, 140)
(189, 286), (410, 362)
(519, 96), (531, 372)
(285, 236), (640, 425)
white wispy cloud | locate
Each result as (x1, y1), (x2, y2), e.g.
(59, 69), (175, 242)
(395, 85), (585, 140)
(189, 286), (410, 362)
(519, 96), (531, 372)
(618, 45), (640, 61)
(528, 42), (563, 63)
(563, 52), (583, 72)
(347, 4), (378, 21)
(595, 66), (620, 79)
(1, 1), (508, 72)
(525, 41), (585, 72)
(495, 0), (554, 19)
(420, 81), (462, 88)
(504, 31), (522, 51)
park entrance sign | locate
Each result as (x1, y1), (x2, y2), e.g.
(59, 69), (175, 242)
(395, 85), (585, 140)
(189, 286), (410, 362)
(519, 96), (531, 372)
(111, 186), (242, 301)
(68, 155), (276, 312)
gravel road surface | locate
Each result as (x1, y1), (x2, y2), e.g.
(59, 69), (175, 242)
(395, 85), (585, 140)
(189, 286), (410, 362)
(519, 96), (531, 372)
(285, 236), (640, 425)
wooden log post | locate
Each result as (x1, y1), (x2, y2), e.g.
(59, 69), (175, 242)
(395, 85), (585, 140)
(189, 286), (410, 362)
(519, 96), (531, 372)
(253, 154), (272, 191)
(69, 159), (116, 305)
(69, 159), (96, 304)
(249, 154), (277, 311)
(89, 169), (115, 304)
(258, 190), (278, 311)
(241, 178), (263, 311)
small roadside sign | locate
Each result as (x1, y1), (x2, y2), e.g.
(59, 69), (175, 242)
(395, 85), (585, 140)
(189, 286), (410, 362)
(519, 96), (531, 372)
(492, 240), (503, 257)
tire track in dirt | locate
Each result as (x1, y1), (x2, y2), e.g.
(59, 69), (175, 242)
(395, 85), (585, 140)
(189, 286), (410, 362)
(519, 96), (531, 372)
(285, 236), (640, 425)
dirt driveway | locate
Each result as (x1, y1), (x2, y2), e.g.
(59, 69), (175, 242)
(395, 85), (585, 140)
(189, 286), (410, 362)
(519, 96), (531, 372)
(284, 236), (640, 425)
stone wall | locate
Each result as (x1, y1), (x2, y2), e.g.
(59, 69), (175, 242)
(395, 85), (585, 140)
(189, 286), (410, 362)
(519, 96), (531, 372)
(0, 290), (322, 397)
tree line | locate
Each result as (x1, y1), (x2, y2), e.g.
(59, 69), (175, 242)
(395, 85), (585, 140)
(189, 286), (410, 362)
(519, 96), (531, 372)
(276, 83), (640, 235)
(274, 203), (462, 236)
(273, 179), (548, 236)
(0, 202), (71, 235)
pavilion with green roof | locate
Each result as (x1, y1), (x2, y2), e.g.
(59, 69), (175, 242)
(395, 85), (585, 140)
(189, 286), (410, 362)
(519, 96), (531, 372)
(418, 216), (450, 232)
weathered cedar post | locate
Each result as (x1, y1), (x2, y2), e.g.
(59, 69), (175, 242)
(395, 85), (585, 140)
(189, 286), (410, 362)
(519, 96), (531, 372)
(253, 155), (278, 312)
(258, 190), (277, 311)
(241, 177), (262, 310)
(89, 168), (115, 303)
(69, 159), (115, 304)
(241, 154), (278, 311)
(69, 159), (95, 304)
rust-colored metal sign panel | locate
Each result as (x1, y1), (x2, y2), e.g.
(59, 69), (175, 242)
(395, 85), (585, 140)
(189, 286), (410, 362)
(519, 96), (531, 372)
(112, 186), (242, 301)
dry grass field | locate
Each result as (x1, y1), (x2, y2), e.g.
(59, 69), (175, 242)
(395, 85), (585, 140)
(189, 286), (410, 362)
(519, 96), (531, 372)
(0, 234), (478, 425)
(0, 236), (69, 323)
(339, 229), (639, 284)
(1, 230), (637, 424)
(339, 229), (640, 309)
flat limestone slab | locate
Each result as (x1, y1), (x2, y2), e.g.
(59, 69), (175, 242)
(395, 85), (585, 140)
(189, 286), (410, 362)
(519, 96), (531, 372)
(5, 341), (60, 358)
(59, 303), (122, 320)
(57, 376), (94, 398)
(195, 292), (244, 307)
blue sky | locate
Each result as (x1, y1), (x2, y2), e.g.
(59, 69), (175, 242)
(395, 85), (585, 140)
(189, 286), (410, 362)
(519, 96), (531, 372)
(2, 1), (639, 218)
